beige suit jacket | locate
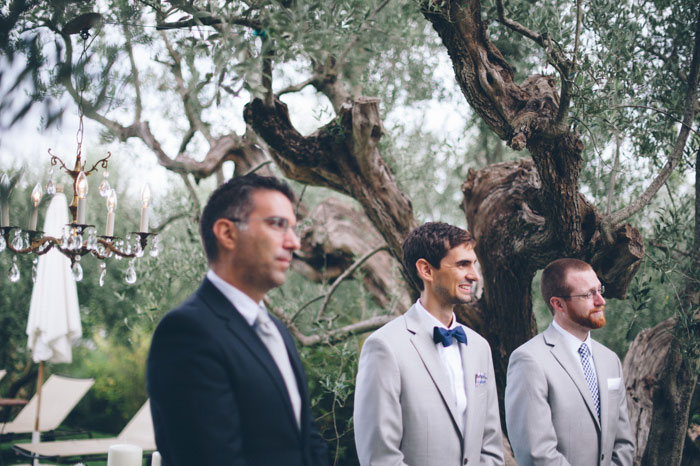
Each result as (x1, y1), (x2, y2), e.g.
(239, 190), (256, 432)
(505, 324), (635, 466)
(354, 304), (504, 466)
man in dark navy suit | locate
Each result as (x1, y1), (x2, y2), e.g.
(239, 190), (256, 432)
(147, 173), (328, 466)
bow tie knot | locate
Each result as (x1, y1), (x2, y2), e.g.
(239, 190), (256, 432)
(433, 326), (467, 347)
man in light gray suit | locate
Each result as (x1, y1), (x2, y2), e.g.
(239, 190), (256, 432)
(505, 258), (634, 465)
(354, 222), (504, 466)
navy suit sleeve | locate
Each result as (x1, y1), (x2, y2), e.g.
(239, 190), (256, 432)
(147, 309), (247, 466)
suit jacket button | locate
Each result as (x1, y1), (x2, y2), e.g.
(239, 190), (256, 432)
(601, 454), (605, 460)
(463, 459), (468, 464)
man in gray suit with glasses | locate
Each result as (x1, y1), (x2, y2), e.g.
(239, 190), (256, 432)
(505, 258), (634, 465)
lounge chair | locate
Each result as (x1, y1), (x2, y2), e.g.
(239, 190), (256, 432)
(13, 400), (156, 463)
(0, 375), (94, 438)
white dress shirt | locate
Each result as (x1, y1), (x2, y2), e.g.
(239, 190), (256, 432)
(206, 269), (260, 325)
(415, 299), (468, 432)
(551, 319), (598, 377)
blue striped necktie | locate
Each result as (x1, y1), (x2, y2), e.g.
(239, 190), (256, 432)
(578, 343), (600, 421)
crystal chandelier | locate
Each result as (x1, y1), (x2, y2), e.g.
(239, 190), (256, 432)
(0, 14), (159, 286)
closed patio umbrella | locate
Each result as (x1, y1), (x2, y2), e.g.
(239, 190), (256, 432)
(26, 191), (81, 445)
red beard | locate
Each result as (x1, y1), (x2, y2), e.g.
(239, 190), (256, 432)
(570, 306), (606, 329)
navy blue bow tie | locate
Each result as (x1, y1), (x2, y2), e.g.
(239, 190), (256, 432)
(433, 326), (467, 347)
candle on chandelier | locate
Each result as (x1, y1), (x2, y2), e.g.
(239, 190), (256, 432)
(139, 183), (151, 232)
(105, 189), (117, 236)
(0, 173), (10, 227)
(76, 171), (88, 224)
(29, 183), (43, 230)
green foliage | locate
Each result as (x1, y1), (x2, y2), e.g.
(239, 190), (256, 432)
(303, 341), (360, 466)
(61, 327), (150, 434)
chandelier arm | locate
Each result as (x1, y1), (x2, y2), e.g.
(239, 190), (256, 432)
(48, 150), (77, 177)
(84, 152), (112, 176)
(29, 236), (60, 256)
(92, 238), (135, 260)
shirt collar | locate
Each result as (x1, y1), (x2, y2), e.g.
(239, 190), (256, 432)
(415, 299), (458, 332)
(551, 319), (592, 353)
(206, 269), (261, 326)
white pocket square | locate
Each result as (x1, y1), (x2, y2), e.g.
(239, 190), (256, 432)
(607, 377), (621, 390)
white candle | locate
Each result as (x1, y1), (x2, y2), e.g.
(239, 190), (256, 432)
(76, 171), (88, 225)
(0, 174), (9, 226)
(77, 198), (86, 224)
(107, 443), (142, 466)
(139, 184), (151, 232)
(29, 183), (42, 230)
(151, 451), (162, 466)
(105, 189), (117, 236)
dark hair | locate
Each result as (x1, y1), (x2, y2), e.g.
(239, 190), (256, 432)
(540, 258), (593, 313)
(402, 222), (475, 291)
(199, 173), (295, 262)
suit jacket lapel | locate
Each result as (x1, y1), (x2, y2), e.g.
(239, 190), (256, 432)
(459, 333), (474, 442)
(404, 305), (463, 438)
(591, 340), (610, 441)
(274, 316), (309, 433)
(197, 278), (300, 433)
(544, 325), (601, 430)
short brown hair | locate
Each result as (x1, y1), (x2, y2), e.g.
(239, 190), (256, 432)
(540, 258), (593, 313)
(402, 222), (475, 291)
(200, 173), (295, 262)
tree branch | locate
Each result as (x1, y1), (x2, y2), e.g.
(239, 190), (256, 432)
(160, 30), (213, 144)
(265, 297), (395, 347)
(603, 8), (700, 231)
(124, 25), (143, 121)
(277, 77), (315, 97)
(606, 131), (621, 214)
(337, 0), (393, 65)
(611, 104), (700, 137)
(316, 246), (389, 319)
(156, 14), (261, 31)
(179, 173), (201, 214)
(493, 0), (573, 137)
(152, 211), (190, 233)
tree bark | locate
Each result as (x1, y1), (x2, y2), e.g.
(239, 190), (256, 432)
(295, 197), (412, 312)
(244, 96), (418, 284)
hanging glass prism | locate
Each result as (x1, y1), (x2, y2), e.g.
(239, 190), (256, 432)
(98, 170), (111, 197)
(125, 259), (137, 284)
(11, 230), (24, 250)
(8, 256), (20, 282)
(72, 260), (83, 281)
(46, 167), (57, 196)
(99, 262), (107, 287)
(31, 258), (38, 283)
(149, 235), (160, 257)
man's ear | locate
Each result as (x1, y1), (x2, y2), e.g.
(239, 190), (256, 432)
(550, 296), (566, 314)
(415, 258), (434, 284)
(212, 218), (238, 253)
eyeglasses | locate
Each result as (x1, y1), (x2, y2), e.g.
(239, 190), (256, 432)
(558, 285), (605, 300)
(229, 216), (301, 236)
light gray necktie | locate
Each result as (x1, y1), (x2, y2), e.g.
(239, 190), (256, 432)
(578, 343), (600, 421)
(255, 306), (301, 429)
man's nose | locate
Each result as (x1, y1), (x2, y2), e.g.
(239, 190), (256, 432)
(466, 267), (479, 282)
(593, 291), (605, 306)
(284, 229), (301, 250)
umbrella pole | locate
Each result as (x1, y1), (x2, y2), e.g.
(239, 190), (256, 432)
(33, 361), (44, 434)
(31, 361), (44, 466)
